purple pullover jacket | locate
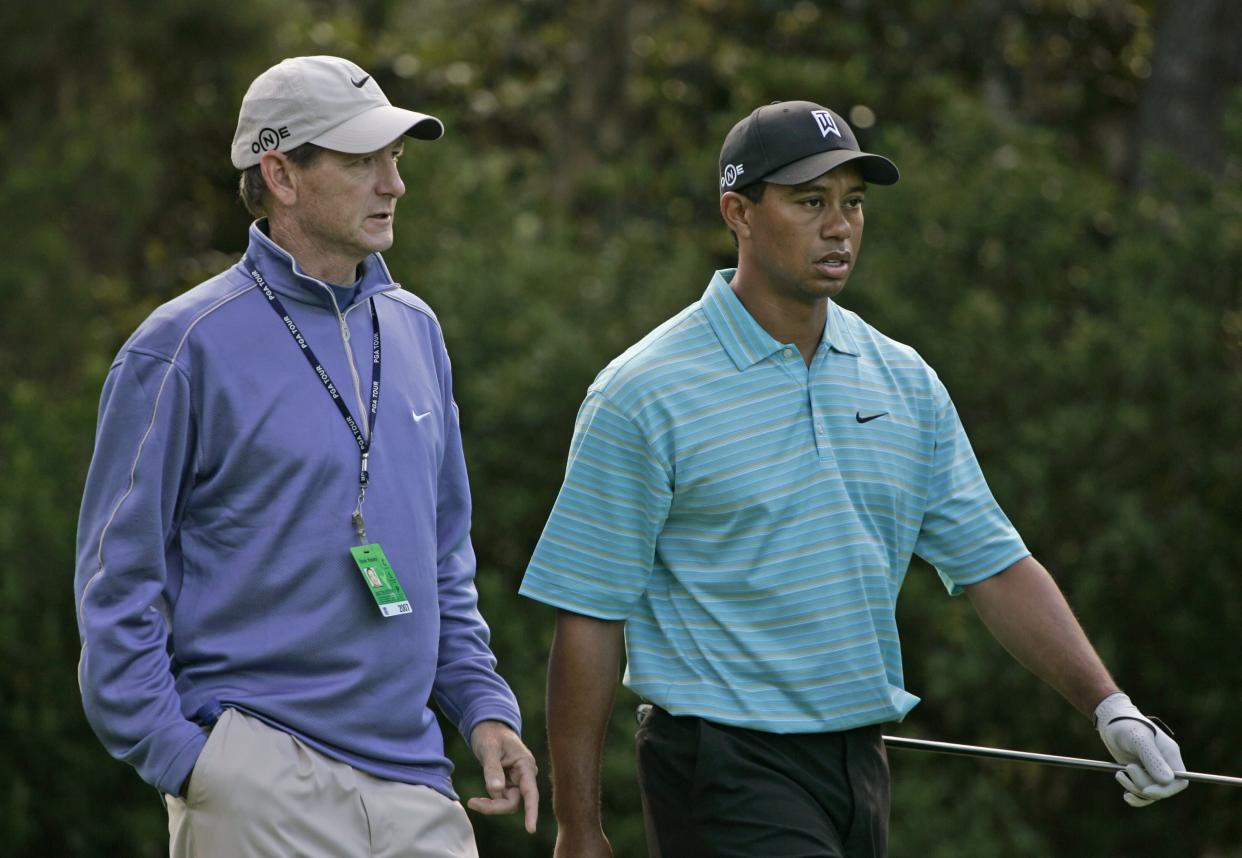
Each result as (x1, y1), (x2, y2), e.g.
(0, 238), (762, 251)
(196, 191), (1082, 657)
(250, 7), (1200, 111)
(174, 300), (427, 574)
(74, 222), (521, 799)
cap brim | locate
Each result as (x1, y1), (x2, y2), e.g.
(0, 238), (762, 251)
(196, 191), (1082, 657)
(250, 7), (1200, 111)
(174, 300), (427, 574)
(764, 149), (899, 186)
(310, 105), (444, 153)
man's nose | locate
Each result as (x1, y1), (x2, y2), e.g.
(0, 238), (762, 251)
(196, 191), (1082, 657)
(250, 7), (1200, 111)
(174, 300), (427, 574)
(378, 159), (406, 198)
(822, 206), (851, 239)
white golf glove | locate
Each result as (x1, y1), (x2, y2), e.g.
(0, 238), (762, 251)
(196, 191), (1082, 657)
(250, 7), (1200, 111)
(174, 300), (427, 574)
(1095, 692), (1188, 807)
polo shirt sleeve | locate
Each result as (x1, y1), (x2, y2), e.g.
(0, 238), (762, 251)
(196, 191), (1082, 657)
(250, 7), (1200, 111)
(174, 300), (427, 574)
(913, 378), (1030, 595)
(519, 389), (673, 619)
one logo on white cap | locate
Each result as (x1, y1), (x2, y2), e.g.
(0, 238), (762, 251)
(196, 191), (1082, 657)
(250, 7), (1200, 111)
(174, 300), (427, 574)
(252, 126), (292, 155)
(721, 163), (745, 188)
(812, 111), (841, 139)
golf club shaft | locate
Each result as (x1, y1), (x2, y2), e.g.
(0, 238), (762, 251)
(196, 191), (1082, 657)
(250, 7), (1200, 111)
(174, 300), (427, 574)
(883, 735), (1242, 787)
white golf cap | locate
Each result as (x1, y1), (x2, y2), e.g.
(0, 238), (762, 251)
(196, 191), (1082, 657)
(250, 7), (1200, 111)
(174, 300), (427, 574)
(231, 55), (444, 169)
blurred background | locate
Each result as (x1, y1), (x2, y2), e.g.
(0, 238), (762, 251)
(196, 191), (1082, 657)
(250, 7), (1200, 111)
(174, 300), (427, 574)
(3, 0), (1241, 855)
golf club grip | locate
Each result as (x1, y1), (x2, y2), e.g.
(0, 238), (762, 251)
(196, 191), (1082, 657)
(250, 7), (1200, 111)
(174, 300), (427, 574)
(882, 735), (1242, 787)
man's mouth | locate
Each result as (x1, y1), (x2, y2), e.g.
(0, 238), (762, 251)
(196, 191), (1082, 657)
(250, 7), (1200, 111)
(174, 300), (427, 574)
(814, 250), (851, 276)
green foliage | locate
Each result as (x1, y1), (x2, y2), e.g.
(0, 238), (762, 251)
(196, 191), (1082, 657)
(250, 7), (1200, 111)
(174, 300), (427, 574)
(3, 1), (1240, 856)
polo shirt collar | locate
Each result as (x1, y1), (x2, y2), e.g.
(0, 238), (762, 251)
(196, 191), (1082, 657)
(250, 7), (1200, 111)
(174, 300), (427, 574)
(823, 295), (861, 358)
(702, 269), (860, 371)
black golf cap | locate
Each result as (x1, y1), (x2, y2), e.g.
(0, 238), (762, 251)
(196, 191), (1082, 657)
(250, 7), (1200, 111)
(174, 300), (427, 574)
(719, 101), (899, 194)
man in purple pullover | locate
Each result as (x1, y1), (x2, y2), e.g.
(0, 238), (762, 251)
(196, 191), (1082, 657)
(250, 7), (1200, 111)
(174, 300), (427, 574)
(74, 56), (537, 856)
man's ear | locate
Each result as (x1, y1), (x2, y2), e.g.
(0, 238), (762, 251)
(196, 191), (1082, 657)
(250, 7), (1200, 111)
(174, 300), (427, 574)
(259, 151), (299, 207)
(720, 191), (754, 241)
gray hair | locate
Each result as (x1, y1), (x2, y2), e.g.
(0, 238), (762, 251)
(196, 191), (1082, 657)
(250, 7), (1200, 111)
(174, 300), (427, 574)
(237, 143), (325, 217)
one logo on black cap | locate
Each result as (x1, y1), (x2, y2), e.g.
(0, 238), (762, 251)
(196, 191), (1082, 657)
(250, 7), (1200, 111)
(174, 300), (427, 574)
(251, 126), (291, 155)
(721, 162), (745, 188)
(813, 110), (841, 139)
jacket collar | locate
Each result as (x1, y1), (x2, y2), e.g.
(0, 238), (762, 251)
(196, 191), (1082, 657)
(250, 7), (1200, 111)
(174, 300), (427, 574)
(701, 269), (860, 371)
(240, 219), (399, 310)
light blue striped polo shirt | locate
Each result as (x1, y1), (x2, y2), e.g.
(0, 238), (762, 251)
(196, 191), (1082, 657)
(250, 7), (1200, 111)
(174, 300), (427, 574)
(520, 269), (1029, 732)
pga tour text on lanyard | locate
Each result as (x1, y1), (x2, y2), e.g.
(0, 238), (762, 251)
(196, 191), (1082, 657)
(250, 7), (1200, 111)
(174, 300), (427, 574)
(245, 263), (381, 543)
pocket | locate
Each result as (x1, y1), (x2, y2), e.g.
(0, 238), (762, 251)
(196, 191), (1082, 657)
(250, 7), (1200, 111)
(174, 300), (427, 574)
(185, 708), (232, 806)
(636, 708), (701, 793)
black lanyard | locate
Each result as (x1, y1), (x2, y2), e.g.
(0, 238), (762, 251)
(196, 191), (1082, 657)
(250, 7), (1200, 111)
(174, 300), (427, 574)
(246, 263), (381, 541)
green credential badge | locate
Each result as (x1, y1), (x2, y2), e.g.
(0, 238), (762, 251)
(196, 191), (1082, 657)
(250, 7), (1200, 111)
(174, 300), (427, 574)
(349, 543), (412, 617)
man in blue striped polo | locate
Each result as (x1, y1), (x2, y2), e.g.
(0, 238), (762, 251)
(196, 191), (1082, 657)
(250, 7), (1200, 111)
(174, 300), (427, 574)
(519, 101), (1187, 857)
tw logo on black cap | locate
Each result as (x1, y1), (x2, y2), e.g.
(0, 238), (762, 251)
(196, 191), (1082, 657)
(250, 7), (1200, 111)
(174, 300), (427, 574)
(812, 110), (841, 138)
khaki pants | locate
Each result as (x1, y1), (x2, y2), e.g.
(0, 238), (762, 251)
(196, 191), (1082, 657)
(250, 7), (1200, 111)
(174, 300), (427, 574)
(166, 708), (478, 858)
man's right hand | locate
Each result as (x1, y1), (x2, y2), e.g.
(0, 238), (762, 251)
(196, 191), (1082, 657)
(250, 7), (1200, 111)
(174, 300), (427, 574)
(554, 827), (613, 858)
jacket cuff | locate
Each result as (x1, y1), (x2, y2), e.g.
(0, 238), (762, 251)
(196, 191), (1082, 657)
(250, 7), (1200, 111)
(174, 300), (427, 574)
(151, 724), (210, 797)
(459, 702), (523, 744)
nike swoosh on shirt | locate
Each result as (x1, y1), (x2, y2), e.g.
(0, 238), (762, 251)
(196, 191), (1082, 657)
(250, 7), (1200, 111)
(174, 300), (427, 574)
(856, 411), (889, 423)
(412, 410), (432, 422)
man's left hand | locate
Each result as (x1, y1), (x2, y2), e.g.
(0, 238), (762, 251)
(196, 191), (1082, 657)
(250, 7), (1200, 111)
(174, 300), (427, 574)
(467, 720), (539, 832)
(1095, 692), (1189, 807)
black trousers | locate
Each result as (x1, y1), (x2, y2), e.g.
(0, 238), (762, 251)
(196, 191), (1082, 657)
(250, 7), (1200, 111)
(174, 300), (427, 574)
(635, 707), (890, 858)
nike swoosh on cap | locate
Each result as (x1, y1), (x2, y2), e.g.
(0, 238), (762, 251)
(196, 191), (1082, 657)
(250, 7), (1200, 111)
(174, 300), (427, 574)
(351, 75), (370, 88)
